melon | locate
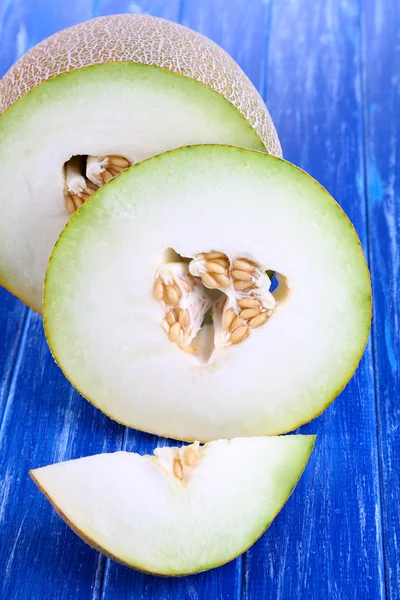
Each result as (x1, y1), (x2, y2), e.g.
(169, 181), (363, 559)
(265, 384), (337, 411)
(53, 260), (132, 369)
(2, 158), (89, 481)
(44, 145), (371, 441)
(0, 14), (280, 312)
(30, 435), (315, 575)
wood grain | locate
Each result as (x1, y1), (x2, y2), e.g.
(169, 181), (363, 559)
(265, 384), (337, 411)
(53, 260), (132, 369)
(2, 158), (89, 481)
(363, 1), (400, 598)
(242, 2), (385, 598)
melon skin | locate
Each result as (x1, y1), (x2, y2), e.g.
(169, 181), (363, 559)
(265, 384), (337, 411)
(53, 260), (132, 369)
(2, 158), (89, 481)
(30, 435), (315, 576)
(0, 14), (281, 157)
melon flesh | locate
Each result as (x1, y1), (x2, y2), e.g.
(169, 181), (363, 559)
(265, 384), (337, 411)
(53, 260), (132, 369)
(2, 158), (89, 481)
(0, 14), (280, 312)
(30, 435), (315, 575)
(44, 145), (371, 441)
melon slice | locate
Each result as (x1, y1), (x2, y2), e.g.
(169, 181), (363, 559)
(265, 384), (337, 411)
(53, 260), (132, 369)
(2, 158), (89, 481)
(0, 14), (280, 312)
(30, 435), (315, 575)
(44, 145), (371, 441)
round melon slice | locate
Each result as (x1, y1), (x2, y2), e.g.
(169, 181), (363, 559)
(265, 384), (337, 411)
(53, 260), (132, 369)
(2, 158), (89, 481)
(44, 145), (371, 441)
(0, 14), (280, 313)
(30, 435), (315, 575)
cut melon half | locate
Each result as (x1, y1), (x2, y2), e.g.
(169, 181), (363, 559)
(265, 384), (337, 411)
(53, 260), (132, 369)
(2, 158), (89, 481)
(30, 435), (315, 575)
(44, 145), (371, 441)
(0, 14), (280, 312)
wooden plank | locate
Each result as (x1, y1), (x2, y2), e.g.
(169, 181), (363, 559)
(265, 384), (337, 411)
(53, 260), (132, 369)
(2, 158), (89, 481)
(0, 314), (126, 600)
(363, 1), (400, 597)
(179, 0), (271, 92)
(0, 3), (126, 600)
(0, 292), (27, 426)
(95, 0), (180, 20)
(243, 1), (386, 598)
(0, 0), (94, 75)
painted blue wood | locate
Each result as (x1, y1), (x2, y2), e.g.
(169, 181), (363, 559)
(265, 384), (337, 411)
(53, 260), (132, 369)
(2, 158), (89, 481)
(95, 0), (180, 21)
(0, 0), (396, 599)
(0, 0), (94, 74)
(180, 0), (271, 94)
(242, 2), (385, 598)
(363, 1), (400, 598)
(0, 314), (127, 600)
(0, 292), (27, 426)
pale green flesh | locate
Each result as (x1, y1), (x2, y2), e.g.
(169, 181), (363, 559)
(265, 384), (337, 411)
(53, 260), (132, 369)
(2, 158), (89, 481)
(0, 63), (264, 312)
(44, 146), (371, 441)
(31, 436), (315, 575)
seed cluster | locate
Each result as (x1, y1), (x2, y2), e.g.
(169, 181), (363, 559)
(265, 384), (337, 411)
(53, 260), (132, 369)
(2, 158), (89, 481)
(153, 266), (210, 353)
(172, 446), (199, 481)
(220, 297), (270, 346)
(162, 308), (192, 345)
(190, 252), (273, 348)
(154, 442), (201, 483)
(97, 155), (131, 185)
(154, 251), (275, 355)
(184, 446), (198, 467)
(191, 253), (264, 294)
(64, 154), (131, 214)
(231, 258), (260, 292)
(65, 179), (98, 214)
(153, 273), (196, 307)
(192, 251), (231, 289)
(173, 457), (184, 479)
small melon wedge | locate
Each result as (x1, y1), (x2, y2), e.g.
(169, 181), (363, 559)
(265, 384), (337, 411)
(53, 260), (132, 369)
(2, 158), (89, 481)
(44, 145), (371, 441)
(0, 14), (280, 312)
(30, 435), (315, 576)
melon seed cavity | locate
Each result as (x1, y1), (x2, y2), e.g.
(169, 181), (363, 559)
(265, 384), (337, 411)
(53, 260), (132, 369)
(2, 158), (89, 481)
(63, 154), (131, 213)
(154, 443), (201, 483)
(153, 250), (277, 361)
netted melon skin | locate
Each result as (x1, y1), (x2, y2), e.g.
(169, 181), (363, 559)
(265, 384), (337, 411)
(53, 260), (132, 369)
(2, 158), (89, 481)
(0, 14), (281, 157)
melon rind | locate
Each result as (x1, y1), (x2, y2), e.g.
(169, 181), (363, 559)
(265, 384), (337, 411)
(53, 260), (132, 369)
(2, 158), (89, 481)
(0, 14), (281, 157)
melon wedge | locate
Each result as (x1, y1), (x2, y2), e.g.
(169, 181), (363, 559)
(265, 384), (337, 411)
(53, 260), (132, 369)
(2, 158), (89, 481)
(30, 435), (315, 575)
(44, 145), (371, 441)
(0, 14), (280, 312)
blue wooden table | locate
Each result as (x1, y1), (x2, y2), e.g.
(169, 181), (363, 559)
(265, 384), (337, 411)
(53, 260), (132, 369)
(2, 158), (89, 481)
(0, 1), (398, 598)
